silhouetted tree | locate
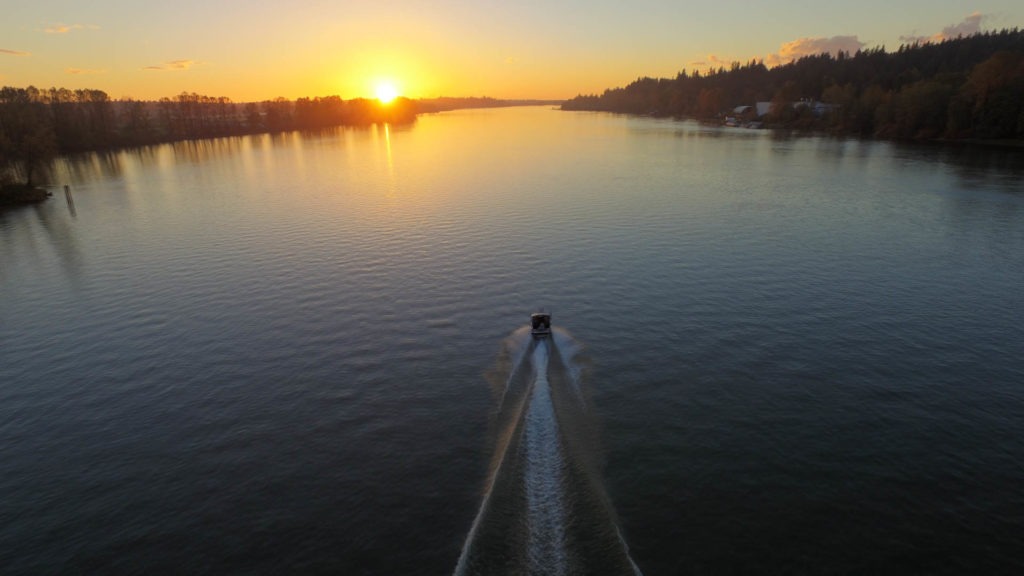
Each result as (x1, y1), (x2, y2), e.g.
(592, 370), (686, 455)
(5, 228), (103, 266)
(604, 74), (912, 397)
(0, 85), (454, 159)
(562, 29), (1024, 140)
(961, 51), (1024, 138)
(119, 98), (154, 145)
(769, 81), (801, 122)
(696, 88), (723, 118)
(0, 87), (58, 186)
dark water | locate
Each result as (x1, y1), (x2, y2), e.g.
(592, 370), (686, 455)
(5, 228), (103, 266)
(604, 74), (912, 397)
(2, 107), (1024, 574)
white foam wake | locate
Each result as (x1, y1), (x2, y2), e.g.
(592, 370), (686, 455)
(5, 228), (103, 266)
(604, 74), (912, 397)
(496, 326), (534, 413)
(552, 329), (585, 407)
(524, 341), (569, 573)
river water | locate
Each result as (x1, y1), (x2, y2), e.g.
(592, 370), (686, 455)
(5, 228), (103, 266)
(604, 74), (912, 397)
(2, 107), (1024, 574)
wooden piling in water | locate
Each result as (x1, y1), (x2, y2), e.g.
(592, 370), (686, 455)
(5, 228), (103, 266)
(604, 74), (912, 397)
(64, 185), (77, 217)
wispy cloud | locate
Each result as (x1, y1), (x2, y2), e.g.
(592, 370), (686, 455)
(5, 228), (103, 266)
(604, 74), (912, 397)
(688, 54), (737, 72)
(707, 54), (734, 67)
(941, 12), (985, 38)
(505, 57), (520, 64)
(66, 68), (106, 75)
(45, 23), (99, 34)
(765, 35), (865, 67)
(900, 12), (984, 44)
(143, 59), (205, 71)
(1, 48), (31, 56)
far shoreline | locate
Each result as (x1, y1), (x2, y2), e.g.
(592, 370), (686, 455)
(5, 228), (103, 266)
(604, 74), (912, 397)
(560, 107), (1024, 150)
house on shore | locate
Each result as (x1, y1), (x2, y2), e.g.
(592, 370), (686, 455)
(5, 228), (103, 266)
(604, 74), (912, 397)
(726, 100), (837, 126)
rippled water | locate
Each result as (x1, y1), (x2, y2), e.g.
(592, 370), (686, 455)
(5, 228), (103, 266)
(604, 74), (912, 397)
(2, 107), (1024, 574)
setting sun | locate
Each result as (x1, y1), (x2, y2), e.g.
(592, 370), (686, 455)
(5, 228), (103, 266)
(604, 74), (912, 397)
(376, 82), (399, 103)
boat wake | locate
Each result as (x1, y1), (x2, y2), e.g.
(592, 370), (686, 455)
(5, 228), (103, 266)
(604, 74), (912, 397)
(454, 325), (641, 576)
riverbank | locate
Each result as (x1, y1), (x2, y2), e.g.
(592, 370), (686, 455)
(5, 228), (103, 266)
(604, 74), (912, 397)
(0, 184), (51, 207)
(561, 30), (1024, 145)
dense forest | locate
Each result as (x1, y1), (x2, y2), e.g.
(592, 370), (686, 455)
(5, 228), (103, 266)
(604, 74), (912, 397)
(563, 29), (1024, 141)
(0, 89), (419, 189)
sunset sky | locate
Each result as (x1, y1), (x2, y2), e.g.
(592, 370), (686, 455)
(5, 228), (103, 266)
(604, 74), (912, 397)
(2, 1), (1022, 102)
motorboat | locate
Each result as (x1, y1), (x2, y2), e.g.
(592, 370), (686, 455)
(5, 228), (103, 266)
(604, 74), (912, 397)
(530, 311), (552, 339)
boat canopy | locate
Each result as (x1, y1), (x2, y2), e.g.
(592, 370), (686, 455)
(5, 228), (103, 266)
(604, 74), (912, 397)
(531, 311), (551, 338)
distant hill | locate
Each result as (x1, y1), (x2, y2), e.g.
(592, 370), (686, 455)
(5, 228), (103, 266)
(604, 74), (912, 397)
(415, 97), (564, 113)
(562, 29), (1024, 141)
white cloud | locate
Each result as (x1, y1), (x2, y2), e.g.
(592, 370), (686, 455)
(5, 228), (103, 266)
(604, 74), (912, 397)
(765, 35), (865, 67)
(687, 54), (738, 73)
(143, 59), (205, 71)
(937, 12), (984, 40)
(45, 23), (98, 34)
(707, 54), (733, 67)
(900, 12), (984, 44)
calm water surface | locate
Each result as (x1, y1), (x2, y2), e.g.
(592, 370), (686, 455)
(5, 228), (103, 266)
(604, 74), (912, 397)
(2, 107), (1024, 574)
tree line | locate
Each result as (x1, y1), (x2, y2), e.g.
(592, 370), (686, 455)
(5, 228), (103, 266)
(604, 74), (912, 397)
(0, 87), (417, 187)
(562, 29), (1024, 141)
